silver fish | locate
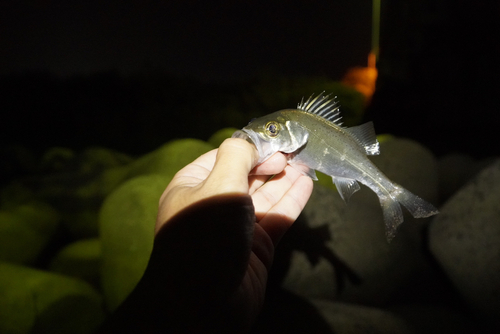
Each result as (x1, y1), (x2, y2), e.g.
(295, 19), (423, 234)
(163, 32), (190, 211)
(232, 92), (438, 240)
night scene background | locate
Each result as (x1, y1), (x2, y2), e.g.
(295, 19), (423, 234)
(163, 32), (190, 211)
(2, 0), (498, 160)
(1, 0), (500, 333)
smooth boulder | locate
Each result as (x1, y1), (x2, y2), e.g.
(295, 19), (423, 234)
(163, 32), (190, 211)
(429, 159), (500, 326)
(0, 261), (104, 334)
(49, 238), (101, 289)
(99, 174), (170, 311)
(312, 299), (414, 334)
(0, 201), (60, 265)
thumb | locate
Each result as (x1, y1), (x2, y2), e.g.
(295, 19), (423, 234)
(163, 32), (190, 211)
(204, 138), (259, 194)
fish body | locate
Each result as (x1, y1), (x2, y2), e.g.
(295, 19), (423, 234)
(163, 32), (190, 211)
(232, 93), (438, 240)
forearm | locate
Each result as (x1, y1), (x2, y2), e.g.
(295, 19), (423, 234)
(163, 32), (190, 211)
(96, 194), (256, 333)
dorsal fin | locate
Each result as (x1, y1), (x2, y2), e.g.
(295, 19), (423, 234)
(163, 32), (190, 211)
(297, 92), (343, 126)
(344, 121), (380, 155)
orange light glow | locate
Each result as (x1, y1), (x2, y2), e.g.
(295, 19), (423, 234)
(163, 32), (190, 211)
(341, 52), (378, 105)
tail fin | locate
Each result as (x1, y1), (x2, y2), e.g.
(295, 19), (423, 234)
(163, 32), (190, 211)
(397, 187), (439, 219)
(380, 185), (439, 241)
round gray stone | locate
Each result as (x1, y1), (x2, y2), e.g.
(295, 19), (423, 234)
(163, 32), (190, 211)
(311, 299), (415, 334)
(429, 159), (500, 324)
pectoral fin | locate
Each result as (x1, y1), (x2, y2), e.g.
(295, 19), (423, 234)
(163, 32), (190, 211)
(287, 155), (318, 180)
(332, 176), (360, 203)
(289, 163), (318, 180)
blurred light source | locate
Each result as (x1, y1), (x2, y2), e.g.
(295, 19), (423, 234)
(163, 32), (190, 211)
(341, 0), (380, 105)
(341, 56), (378, 105)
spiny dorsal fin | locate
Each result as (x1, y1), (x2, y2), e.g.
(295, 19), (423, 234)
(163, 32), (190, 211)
(297, 92), (343, 126)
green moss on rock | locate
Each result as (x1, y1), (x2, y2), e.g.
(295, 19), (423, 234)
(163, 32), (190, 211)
(376, 133), (395, 144)
(49, 238), (101, 290)
(99, 174), (171, 311)
(315, 171), (338, 191)
(126, 139), (214, 179)
(0, 261), (104, 334)
(0, 202), (60, 265)
(208, 127), (239, 147)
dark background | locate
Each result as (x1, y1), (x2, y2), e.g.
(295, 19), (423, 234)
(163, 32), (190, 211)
(1, 0), (499, 159)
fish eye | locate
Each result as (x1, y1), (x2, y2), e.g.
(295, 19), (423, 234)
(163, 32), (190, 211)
(265, 121), (279, 137)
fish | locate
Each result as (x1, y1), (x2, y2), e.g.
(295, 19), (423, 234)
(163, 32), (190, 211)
(232, 92), (438, 241)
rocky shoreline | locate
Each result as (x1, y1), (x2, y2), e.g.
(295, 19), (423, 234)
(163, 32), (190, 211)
(1, 135), (498, 333)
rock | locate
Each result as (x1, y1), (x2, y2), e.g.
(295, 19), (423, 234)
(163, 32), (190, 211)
(60, 208), (101, 239)
(98, 140), (213, 310)
(437, 153), (494, 202)
(22, 142), (210, 239)
(40, 146), (132, 174)
(97, 139), (213, 200)
(369, 137), (439, 205)
(40, 147), (76, 172)
(59, 148), (134, 216)
(281, 137), (439, 305)
(311, 299), (415, 334)
(429, 159), (500, 327)
(99, 174), (171, 311)
(0, 182), (35, 209)
(24, 147), (134, 239)
(251, 289), (335, 333)
(281, 248), (338, 300)
(315, 171), (338, 191)
(0, 261), (104, 334)
(208, 127), (239, 147)
(77, 147), (133, 173)
(0, 201), (60, 265)
(126, 139), (214, 179)
(388, 304), (479, 334)
(49, 238), (101, 290)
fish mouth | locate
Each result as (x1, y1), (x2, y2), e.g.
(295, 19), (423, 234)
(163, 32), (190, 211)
(231, 129), (270, 163)
(232, 130), (255, 144)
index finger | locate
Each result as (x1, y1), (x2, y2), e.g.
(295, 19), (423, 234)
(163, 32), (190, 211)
(250, 152), (288, 175)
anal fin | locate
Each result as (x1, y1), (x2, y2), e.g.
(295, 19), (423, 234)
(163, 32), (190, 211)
(288, 154), (318, 180)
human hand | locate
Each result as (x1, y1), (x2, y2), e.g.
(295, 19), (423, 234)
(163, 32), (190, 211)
(156, 138), (312, 243)
(98, 138), (313, 333)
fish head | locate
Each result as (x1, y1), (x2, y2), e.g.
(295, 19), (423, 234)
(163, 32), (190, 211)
(232, 110), (309, 163)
